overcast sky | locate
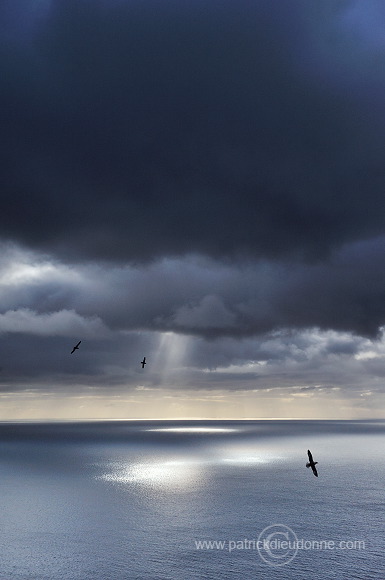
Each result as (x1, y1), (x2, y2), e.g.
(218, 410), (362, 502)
(1, 0), (385, 420)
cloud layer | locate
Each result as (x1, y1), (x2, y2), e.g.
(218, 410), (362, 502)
(1, 0), (385, 263)
(1, 1), (385, 417)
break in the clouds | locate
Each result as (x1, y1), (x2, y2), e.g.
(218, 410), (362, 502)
(1, 0), (385, 418)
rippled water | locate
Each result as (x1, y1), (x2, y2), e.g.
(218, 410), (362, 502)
(0, 420), (383, 579)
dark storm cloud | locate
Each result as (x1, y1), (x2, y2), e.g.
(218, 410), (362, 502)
(2, 0), (385, 407)
(1, 236), (385, 340)
(2, 242), (385, 395)
(2, 0), (385, 262)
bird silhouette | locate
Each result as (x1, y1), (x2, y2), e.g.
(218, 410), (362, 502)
(141, 357), (146, 369)
(71, 341), (81, 354)
(306, 449), (318, 477)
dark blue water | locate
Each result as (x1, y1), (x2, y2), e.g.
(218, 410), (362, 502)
(0, 420), (383, 579)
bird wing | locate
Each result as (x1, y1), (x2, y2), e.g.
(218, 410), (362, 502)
(311, 465), (318, 477)
(76, 341), (81, 348)
(307, 449), (313, 462)
(71, 348), (75, 354)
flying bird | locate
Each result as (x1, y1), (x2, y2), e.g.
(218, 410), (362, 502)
(141, 357), (146, 369)
(71, 341), (81, 354)
(306, 449), (318, 477)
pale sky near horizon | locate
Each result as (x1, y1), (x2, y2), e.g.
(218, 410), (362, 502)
(1, 0), (385, 420)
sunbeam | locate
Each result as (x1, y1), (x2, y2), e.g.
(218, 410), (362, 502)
(152, 332), (190, 385)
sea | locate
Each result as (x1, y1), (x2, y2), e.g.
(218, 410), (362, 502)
(0, 419), (383, 579)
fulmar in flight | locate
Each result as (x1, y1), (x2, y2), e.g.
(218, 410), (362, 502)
(141, 357), (146, 369)
(306, 449), (318, 477)
(71, 341), (81, 354)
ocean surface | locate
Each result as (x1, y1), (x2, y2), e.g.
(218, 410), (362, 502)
(0, 419), (383, 579)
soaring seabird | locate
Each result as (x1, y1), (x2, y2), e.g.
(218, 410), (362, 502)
(71, 341), (81, 354)
(141, 357), (146, 369)
(306, 449), (318, 477)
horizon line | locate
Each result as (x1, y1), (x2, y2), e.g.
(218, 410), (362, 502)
(0, 416), (383, 423)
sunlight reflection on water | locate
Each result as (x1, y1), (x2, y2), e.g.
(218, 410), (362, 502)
(96, 424), (297, 491)
(99, 459), (202, 489)
(222, 455), (278, 464)
(98, 448), (283, 490)
(145, 427), (237, 433)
